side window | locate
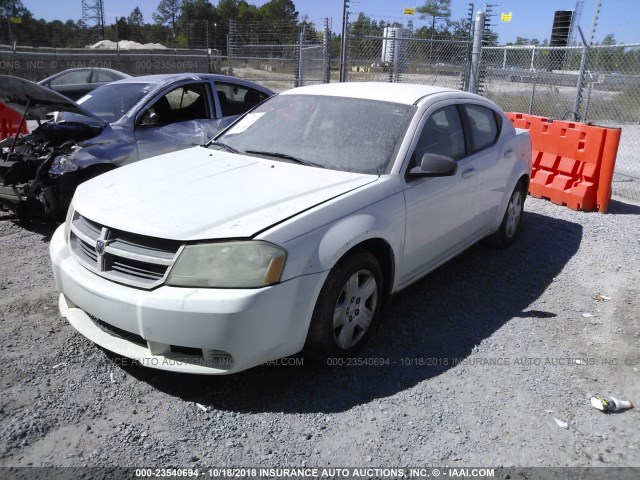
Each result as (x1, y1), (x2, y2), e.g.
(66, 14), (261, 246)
(50, 70), (91, 86)
(141, 83), (210, 127)
(464, 104), (500, 152)
(413, 105), (465, 164)
(93, 71), (118, 83)
(215, 82), (269, 117)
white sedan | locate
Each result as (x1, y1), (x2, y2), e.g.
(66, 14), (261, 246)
(49, 82), (532, 374)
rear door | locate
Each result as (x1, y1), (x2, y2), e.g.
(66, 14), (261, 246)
(458, 103), (509, 227)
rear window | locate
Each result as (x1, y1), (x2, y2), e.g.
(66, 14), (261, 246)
(464, 104), (501, 152)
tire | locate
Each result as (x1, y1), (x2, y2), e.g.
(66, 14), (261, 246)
(483, 182), (526, 248)
(304, 250), (383, 361)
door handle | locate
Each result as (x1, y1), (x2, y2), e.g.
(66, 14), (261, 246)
(461, 168), (477, 179)
(504, 149), (514, 157)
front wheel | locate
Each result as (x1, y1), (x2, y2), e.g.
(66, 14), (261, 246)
(483, 182), (526, 248)
(304, 251), (383, 361)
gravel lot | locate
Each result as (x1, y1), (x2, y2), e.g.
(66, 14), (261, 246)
(0, 196), (639, 472)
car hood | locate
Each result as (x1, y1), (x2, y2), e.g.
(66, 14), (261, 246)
(74, 146), (378, 241)
(0, 75), (106, 123)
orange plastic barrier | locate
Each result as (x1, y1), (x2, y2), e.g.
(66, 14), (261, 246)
(506, 112), (621, 213)
(0, 102), (28, 141)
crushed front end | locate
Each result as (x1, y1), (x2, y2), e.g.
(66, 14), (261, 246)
(0, 121), (102, 220)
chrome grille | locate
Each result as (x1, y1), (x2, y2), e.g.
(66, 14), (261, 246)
(69, 211), (182, 289)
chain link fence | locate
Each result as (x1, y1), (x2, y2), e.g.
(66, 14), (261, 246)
(226, 20), (330, 92)
(1, 17), (639, 202)
(481, 44), (640, 201)
(345, 31), (472, 89)
(0, 19), (332, 92)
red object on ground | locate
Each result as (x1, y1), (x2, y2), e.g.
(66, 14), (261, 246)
(506, 112), (621, 213)
(0, 102), (28, 140)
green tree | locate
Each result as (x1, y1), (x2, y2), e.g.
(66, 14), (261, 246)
(217, 0), (239, 24)
(153, 0), (183, 38)
(350, 12), (379, 36)
(0, 0), (31, 19)
(178, 0), (218, 47)
(127, 7), (145, 42)
(115, 17), (130, 41)
(417, 0), (451, 34)
(601, 33), (616, 45)
(448, 16), (472, 38)
(259, 0), (298, 24)
(128, 7), (144, 26)
(237, 1), (261, 22)
(1, 0), (34, 44)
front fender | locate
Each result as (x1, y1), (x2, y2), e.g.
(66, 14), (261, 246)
(277, 190), (406, 291)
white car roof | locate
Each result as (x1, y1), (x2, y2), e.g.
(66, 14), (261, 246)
(280, 82), (464, 105)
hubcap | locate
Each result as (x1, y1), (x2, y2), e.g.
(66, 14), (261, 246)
(333, 269), (378, 350)
(505, 190), (522, 238)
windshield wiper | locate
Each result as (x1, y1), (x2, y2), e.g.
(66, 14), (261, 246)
(207, 141), (241, 154)
(244, 150), (324, 169)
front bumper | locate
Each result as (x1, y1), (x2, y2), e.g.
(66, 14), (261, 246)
(50, 225), (327, 374)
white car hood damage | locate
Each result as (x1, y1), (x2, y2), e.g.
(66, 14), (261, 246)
(74, 146), (378, 240)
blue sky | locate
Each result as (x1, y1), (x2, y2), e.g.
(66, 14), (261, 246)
(24, 0), (640, 44)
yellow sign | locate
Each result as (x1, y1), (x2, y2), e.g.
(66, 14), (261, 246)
(9, 17), (23, 24)
(403, 7), (416, 15)
(501, 12), (513, 22)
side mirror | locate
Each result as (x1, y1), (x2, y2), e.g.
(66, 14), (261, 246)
(409, 153), (458, 177)
(137, 109), (159, 129)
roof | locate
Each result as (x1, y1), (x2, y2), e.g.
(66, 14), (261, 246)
(281, 82), (464, 105)
(108, 73), (274, 94)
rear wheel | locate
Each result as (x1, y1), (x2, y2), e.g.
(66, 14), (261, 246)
(483, 182), (526, 248)
(304, 251), (382, 361)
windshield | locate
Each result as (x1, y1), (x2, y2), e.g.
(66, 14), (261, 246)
(215, 94), (415, 174)
(63, 83), (154, 123)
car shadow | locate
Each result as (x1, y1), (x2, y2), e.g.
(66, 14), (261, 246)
(117, 211), (582, 413)
(607, 199), (640, 215)
(0, 211), (58, 240)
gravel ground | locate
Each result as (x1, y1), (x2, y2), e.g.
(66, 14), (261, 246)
(0, 196), (639, 471)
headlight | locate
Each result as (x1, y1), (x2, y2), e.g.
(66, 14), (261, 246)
(166, 241), (287, 288)
(63, 204), (74, 241)
(49, 155), (79, 174)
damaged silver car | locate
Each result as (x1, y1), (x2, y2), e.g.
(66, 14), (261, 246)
(0, 73), (274, 220)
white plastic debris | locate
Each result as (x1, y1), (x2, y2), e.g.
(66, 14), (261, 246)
(196, 403), (208, 413)
(110, 372), (115, 383)
(544, 409), (556, 414)
(575, 359), (585, 365)
(590, 396), (634, 413)
(592, 294), (611, 301)
(51, 363), (67, 370)
(553, 418), (569, 429)
(581, 313), (594, 318)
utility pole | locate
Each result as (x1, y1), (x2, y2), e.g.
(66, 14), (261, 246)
(339, 0), (350, 82)
(469, 10), (485, 94)
(82, 0), (105, 40)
